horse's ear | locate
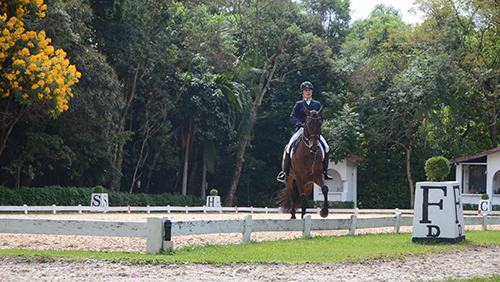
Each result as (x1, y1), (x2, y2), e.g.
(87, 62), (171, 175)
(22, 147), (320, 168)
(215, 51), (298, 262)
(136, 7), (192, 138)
(303, 104), (311, 116)
(318, 106), (324, 116)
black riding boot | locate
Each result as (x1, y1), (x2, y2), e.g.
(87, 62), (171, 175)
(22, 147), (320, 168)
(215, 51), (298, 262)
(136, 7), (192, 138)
(277, 152), (291, 183)
(323, 152), (333, 180)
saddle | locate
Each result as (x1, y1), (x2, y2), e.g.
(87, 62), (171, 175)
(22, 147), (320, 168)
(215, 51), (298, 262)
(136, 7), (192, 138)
(289, 134), (325, 160)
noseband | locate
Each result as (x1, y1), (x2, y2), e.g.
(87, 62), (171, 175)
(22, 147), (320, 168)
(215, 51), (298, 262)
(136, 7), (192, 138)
(302, 115), (321, 153)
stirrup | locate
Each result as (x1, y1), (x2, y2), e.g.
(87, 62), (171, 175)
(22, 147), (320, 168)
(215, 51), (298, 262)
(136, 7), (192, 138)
(324, 172), (333, 180)
(276, 171), (287, 183)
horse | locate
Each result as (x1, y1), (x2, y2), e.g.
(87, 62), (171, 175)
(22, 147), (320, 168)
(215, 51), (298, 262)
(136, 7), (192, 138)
(277, 105), (329, 219)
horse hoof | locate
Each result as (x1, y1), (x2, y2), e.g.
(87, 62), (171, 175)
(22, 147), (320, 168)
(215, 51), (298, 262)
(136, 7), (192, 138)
(320, 208), (328, 218)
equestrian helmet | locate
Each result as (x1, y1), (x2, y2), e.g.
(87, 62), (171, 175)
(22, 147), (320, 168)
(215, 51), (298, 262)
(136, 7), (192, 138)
(300, 81), (314, 92)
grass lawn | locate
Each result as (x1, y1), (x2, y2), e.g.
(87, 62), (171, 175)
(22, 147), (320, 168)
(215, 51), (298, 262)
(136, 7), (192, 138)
(1, 230), (499, 265)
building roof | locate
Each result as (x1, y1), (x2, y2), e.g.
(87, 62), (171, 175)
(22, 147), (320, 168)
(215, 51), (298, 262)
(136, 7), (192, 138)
(343, 153), (366, 163)
(449, 147), (500, 164)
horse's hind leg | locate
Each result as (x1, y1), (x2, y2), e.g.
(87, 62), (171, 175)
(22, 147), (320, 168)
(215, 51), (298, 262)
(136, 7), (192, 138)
(320, 184), (329, 218)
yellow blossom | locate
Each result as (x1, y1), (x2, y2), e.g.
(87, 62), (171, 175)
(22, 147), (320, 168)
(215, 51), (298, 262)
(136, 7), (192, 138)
(2, 0), (79, 117)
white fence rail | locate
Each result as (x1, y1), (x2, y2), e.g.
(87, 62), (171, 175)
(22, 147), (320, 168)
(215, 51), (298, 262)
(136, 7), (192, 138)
(1, 204), (498, 216)
(1, 207), (500, 254)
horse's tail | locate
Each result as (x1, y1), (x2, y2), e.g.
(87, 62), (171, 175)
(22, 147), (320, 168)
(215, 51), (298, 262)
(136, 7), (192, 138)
(276, 186), (300, 213)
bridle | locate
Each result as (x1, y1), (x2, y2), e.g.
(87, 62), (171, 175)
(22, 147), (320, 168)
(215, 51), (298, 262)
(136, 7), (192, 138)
(302, 115), (322, 153)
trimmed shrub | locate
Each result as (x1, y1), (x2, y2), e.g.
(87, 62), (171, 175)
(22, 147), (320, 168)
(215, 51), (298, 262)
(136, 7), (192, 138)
(425, 156), (450, 181)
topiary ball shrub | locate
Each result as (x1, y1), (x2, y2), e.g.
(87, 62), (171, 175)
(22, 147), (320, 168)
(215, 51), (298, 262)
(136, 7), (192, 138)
(94, 185), (106, 193)
(210, 189), (218, 196)
(425, 156), (450, 181)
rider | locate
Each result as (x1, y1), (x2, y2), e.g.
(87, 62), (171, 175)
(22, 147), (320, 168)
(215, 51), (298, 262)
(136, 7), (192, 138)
(276, 81), (333, 183)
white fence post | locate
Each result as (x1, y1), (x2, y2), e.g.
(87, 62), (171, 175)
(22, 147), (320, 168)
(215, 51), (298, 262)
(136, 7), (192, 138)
(303, 214), (311, 238)
(483, 214), (488, 231)
(162, 218), (173, 252)
(350, 208), (359, 235)
(23, 204), (28, 214)
(394, 208), (401, 233)
(242, 214), (252, 243)
(146, 217), (165, 254)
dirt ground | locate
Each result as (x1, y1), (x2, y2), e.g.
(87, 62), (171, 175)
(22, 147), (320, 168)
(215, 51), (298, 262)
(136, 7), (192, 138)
(0, 212), (499, 281)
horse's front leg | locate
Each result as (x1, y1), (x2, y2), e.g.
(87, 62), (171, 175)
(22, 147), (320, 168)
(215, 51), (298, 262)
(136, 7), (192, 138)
(320, 184), (329, 218)
(290, 180), (297, 219)
(300, 192), (307, 219)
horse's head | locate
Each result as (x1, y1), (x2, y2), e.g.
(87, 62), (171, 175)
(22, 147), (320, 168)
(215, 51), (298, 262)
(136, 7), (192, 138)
(302, 105), (323, 154)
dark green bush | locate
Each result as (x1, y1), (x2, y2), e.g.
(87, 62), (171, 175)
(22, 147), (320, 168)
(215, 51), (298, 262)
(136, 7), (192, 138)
(0, 186), (203, 207)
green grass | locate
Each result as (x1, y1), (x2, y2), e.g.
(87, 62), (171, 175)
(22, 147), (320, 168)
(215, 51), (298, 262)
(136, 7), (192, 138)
(2, 230), (500, 265)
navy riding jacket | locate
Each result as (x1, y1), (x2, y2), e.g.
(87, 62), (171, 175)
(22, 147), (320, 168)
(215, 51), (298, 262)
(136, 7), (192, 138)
(289, 99), (323, 129)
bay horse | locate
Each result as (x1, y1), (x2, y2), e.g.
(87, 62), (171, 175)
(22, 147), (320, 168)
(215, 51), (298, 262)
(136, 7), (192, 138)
(277, 106), (329, 219)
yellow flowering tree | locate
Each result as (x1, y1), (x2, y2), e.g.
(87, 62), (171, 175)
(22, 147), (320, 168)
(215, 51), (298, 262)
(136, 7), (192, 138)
(0, 0), (80, 157)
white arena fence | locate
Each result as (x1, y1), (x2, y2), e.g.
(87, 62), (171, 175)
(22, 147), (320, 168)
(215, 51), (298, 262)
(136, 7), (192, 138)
(1, 205), (500, 254)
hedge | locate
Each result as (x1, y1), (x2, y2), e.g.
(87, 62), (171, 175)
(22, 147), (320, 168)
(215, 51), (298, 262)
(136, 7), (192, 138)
(0, 186), (203, 207)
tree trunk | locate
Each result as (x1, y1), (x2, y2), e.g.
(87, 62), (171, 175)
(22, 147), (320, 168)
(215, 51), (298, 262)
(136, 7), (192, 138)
(181, 120), (193, 195)
(188, 148), (198, 195)
(404, 146), (415, 209)
(224, 135), (248, 206)
(111, 62), (143, 192)
(0, 96), (25, 159)
(223, 57), (276, 207)
(145, 151), (160, 193)
(201, 160), (207, 200)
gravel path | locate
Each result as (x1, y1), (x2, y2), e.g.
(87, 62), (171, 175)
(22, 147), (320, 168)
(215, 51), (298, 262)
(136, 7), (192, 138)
(1, 213), (499, 281)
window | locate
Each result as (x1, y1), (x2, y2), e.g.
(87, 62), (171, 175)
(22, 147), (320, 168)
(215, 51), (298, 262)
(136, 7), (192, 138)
(462, 164), (486, 194)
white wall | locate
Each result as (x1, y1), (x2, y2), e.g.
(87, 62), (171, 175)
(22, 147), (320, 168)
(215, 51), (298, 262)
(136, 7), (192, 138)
(313, 159), (357, 203)
(453, 152), (500, 206)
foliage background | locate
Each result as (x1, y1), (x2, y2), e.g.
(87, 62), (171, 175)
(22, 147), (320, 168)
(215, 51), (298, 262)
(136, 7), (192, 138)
(1, 0), (499, 209)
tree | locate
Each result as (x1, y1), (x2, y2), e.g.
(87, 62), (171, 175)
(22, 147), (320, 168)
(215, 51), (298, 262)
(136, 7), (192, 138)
(300, 0), (351, 52)
(0, 0), (80, 158)
(335, 5), (427, 208)
(91, 0), (186, 192)
(416, 0), (500, 148)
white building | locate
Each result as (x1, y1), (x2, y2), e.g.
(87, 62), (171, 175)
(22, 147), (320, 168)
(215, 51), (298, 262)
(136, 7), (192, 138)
(313, 154), (363, 207)
(449, 147), (500, 206)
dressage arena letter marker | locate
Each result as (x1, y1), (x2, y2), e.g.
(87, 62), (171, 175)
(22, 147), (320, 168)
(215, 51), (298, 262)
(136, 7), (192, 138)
(90, 193), (109, 212)
(412, 181), (465, 243)
(206, 196), (221, 208)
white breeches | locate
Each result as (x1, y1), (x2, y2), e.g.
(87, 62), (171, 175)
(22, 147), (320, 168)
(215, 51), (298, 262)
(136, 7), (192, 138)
(283, 127), (329, 159)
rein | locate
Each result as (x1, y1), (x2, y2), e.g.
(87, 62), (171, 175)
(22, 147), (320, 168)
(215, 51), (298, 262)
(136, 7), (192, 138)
(302, 123), (320, 176)
(301, 115), (321, 152)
